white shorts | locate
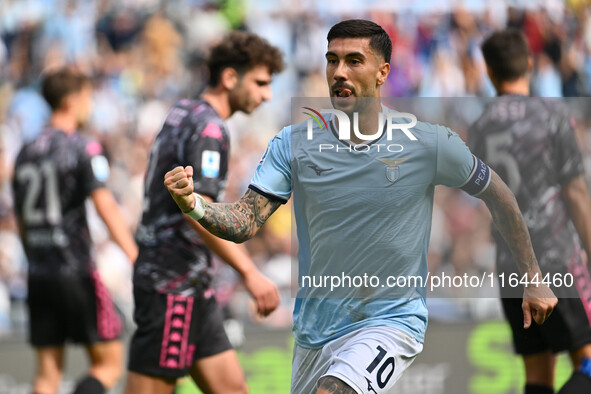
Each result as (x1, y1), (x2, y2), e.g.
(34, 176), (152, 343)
(291, 326), (423, 394)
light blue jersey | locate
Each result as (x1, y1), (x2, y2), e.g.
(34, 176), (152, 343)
(250, 108), (490, 349)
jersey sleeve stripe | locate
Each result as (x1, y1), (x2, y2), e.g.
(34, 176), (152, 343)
(248, 184), (289, 204)
(460, 155), (491, 196)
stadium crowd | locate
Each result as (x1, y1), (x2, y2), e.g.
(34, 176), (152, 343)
(1, 0), (591, 335)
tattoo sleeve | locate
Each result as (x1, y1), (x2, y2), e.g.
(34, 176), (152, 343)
(477, 170), (540, 276)
(198, 189), (282, 243)
(317, 376), (357, 394)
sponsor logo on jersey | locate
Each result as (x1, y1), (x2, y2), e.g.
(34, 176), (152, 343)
(308, 164), (332, 176)
(201, 150), (220, 178)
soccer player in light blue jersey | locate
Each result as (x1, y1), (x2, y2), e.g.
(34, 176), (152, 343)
(164, 19), (557, 394)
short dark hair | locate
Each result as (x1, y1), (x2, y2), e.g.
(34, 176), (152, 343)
(327, 19), (392, 63)
(481, 28), (530, 82)
(206, 31), (284, 87)
(41, 68), (91, 111)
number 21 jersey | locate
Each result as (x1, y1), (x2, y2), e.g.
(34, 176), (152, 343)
(13, 128), (110, 277)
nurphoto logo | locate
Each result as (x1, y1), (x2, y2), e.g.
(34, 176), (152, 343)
(303, 107), (419, 142)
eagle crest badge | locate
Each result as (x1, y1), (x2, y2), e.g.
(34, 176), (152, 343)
(376, 157), (409, 184)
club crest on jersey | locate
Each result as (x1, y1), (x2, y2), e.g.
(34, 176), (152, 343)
(376, 157), (409, 183)
(386, 166), (399, 183)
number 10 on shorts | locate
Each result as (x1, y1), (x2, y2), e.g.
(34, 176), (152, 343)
(365, 345), (395, 393)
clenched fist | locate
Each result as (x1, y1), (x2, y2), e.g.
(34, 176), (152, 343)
(164, 166), (197, 213)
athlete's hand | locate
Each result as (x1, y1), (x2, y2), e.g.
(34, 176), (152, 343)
(164, 166), (196, 213)
(522, 282), (557, 329)
(243, 269), (280, 317)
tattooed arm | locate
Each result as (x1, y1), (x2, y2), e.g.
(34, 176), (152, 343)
(477, 170), (557, 328)
(317, 376), (357, 394)
(164, 165), (282, 243)
(198, 188), (281, 243)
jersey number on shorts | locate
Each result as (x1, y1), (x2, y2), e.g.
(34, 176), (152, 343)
(16, 162), (61, 225)
(365, 345), (395, 390)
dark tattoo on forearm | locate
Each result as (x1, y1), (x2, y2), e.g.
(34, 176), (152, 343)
(478, 171), (537, 274)
(198, 189), (282, 243)
(317, 376), (357, 394)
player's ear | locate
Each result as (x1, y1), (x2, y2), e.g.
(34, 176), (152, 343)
(220, 67), (239, 91)
(376, 62), (390, 86)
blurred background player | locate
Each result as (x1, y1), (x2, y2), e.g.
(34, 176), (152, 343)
(12, 67), (138, 394)
(124, 32), (284, 394)
(165, 19), (556, 394)
(469, 28), (591, 394)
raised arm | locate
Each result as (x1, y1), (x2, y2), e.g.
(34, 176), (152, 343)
(164, 165), (282, 243)
(477, 170), (557, 328)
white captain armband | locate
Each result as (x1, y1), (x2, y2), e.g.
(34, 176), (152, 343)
(460, 156), (491, 196)
(185, 193), (207, 221)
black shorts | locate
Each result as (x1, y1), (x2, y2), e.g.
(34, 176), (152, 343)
(28, 271), (123, 347)
(501, 248), (591, 355)
(502, 297), (591, 355)
(127, 286), (232, 379)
